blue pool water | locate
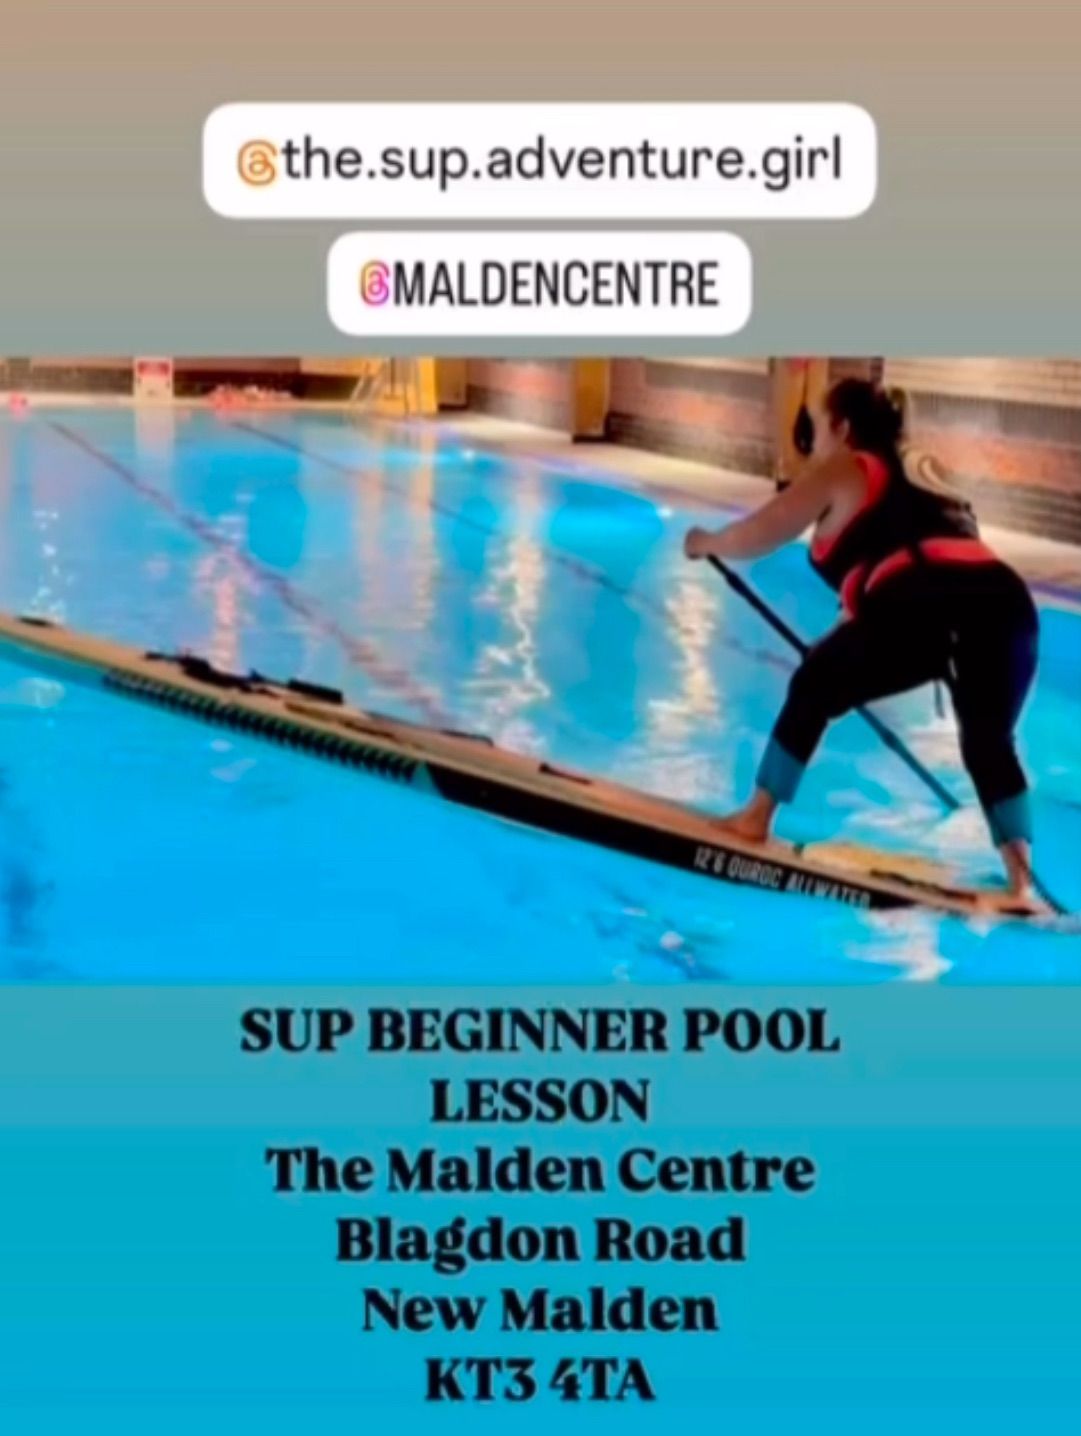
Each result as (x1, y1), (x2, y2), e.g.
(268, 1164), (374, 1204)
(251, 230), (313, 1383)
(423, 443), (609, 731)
(1, 404), (1079, 983)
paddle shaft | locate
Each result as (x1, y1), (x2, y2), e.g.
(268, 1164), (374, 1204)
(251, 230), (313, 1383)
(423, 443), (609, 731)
(707, 555), (961, 813)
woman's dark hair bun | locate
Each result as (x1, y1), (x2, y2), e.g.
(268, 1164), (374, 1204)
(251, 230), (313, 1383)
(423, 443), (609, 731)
(825, 378), (907, 453)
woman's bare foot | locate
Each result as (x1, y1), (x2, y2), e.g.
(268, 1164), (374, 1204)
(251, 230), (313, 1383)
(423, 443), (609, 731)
(974, 888), (1047, 919)
(711, 789), (777, 844)
(1000, 839), (1036, 904)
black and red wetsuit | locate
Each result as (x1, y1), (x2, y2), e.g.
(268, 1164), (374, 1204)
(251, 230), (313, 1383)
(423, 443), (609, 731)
(757, 450), (1039, 845)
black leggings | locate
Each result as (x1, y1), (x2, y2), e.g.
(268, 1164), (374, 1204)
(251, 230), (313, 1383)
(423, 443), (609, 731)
(760, 562), (1039, 843)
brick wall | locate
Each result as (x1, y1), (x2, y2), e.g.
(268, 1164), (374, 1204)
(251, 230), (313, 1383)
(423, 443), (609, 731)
(0, 357), (359, 401)
(0, 357), (133, 394)
(466, 360), (572, 431)
(885, 359), (1081, 409)
(883, 359), (1081, 543)
(464, 358), (774, 473)
(605, 359), (773, 475)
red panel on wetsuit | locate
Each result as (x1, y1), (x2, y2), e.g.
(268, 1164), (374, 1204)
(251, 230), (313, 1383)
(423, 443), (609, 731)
(810, 451), (891, 566)
(840, 561), (871, 618)
(864, 537), (999, 597)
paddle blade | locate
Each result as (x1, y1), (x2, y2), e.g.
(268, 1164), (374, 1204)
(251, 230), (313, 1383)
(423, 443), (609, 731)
(793, 404), (816, 457)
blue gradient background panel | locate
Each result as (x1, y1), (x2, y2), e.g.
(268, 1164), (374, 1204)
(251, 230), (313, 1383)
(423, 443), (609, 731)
(1, 986), (1080, 1433)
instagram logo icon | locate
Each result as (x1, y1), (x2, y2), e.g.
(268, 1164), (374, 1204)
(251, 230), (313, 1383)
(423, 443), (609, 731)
(359, 261), (392, 306)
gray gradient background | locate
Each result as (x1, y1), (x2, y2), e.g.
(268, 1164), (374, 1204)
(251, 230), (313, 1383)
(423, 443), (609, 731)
(1, 2), (1079, 354)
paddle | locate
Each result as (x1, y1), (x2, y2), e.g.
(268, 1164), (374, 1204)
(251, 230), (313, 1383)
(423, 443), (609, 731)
(707, 554), (1071, 918)
(792, 359), (816, 459)
(707, 554), (962, 812)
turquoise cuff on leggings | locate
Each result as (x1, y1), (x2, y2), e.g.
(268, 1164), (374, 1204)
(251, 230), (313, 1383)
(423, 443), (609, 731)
(987, 793), (1033, 846)
(756, 738), (806, 804)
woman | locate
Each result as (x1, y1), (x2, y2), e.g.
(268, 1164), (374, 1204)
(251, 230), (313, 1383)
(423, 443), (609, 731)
(684, 379), (1040, 902)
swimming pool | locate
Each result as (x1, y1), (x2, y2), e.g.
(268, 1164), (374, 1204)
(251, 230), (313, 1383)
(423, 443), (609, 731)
(2, 404), (1079, 983)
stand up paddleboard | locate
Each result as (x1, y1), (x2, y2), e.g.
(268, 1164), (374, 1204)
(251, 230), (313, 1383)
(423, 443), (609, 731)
(0, 611), (1042, 922)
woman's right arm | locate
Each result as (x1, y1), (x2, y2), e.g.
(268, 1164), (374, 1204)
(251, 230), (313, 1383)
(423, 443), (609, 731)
(685, 452), (851, 562)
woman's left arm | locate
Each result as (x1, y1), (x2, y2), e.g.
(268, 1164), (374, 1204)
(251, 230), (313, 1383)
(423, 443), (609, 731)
(684, 460), (838, 562)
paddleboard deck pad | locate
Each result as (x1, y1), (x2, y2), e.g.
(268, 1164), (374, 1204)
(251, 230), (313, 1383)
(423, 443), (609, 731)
(0, 612), (1037, 921)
